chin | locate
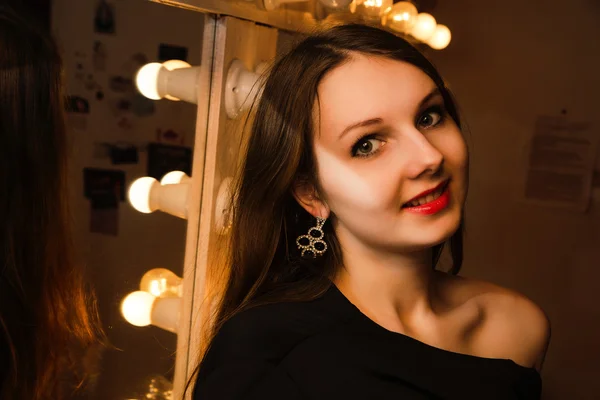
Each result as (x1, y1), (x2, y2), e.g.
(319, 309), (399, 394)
(401, 206), (463, 251)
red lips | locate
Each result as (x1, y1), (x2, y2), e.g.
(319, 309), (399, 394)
(404, 180), (449, 205)
(402, 180), (451, 216)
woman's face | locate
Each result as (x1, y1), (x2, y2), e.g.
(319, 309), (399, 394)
(312, 55), (468, 253)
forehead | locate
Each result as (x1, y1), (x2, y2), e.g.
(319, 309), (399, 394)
(315, 55), (437, 135)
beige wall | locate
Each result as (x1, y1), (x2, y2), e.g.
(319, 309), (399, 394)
(428, 1), (600, 399)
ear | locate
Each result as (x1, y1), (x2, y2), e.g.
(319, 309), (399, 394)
(292, 177), (330, 219)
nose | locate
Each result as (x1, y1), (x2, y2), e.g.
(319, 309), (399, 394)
(403, 132), (444, 179)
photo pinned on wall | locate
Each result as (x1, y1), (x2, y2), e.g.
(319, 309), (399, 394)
(156, 128), (185, 146)
(93, 41), (107, 72)
(65, 94), (90, 130)
(66, 95), (90, 114)
(109, 75), (134, 93)
(109, 143), (139, 165)
(109, 97), (131, 116)
(147, 143), (192, 181)
(157, 43), (188, 62)
(83, 168), (125, 201)
(83, 168), (125, 236)
(522, 115), (599, 212)
(94, 0), (116, 35)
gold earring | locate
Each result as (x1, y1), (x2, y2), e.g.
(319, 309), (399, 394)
(296, 216), (327, 258)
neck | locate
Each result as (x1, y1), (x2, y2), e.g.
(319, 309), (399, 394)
(333, 233), (439, 331)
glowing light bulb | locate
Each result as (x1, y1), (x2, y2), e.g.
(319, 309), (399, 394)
(427, 24), (451, 50)
(121, 291), (156, 327)
(160, 171), (190, 185)
(128, 176), (189, 219)
(353, 0), (393, 20)
(162, 59), (191, 71)
(136, 63), (163, 100)
(140, 268), (182, 298)
(318, 0), (353, 8)
(135, 60), (200, 104)
(121, 291), (181, 333)
(381, 1), (418, 34)
(128, 177), (159, 214)
(410, 13), (437, 42)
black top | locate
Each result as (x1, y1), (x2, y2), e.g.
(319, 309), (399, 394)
(194, 285), (541, 400)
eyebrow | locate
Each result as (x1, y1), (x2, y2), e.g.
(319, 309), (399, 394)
(338, 87), (442, 140)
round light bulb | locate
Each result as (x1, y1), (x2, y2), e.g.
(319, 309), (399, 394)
(160, 171), (189, 185)
(410, 13), (437, 41)
(353, 0), (393, 20)
(121, 291), (156, 327)
(318, 0), (353, 8)
(128, 177), (159, 213)
(140, 268), (182, 298)
(162, 59), (191, 71)
(135, 63), (163, 100)
(381, 1), (418, 34)
(427, 24), (451, 50)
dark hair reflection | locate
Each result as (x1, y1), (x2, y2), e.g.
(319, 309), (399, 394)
(0, 5), (104, 399)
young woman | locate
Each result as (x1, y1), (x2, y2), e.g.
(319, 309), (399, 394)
(192, 24), (550, 399)
(0, 6), (103, 399)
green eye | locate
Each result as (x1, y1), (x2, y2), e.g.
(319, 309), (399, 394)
(351, 136), (383, 158)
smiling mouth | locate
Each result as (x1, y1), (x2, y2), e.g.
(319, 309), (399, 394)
(402, 180), (450, 208)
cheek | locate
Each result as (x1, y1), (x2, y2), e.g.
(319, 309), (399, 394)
(432, 128), (468, 175)
(435, 130), (469, 198)
(315, 149), (397, 214)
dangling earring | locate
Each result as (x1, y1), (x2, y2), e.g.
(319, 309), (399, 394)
(296, 216), (328, 258)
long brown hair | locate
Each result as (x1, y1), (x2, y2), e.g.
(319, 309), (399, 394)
(191, 23), (464, 389)
(0, 6), (104, 399)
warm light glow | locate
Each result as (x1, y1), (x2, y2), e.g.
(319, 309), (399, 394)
(382, 1), (418, 33)
(215, 177), (234, 234)
(160, 171), (189, 185)
(318, 0), (353, 7)
(140, 268), (182, 298)
(352, 0), (392, 19)
(427, 24), (451, 50)
(410, 13), (437, 41)
(225, 59), (268, 119)
(160, 60), (191, 101)
(135, 63), (163, 100)
(151, 297), (181, 333)
(128, 177), (159, 213)
(262, 0), (308, 11)
(121, 291), (156, 327)
(162, 59), (191, 71)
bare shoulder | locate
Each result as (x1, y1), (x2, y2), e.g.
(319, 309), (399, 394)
(439, 273), (551, 371)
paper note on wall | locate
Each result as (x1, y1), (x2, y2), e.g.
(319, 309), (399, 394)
(523, 116), (598, 212)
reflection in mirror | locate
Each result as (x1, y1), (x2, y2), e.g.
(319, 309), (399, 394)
(50, 0), (204, 398)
